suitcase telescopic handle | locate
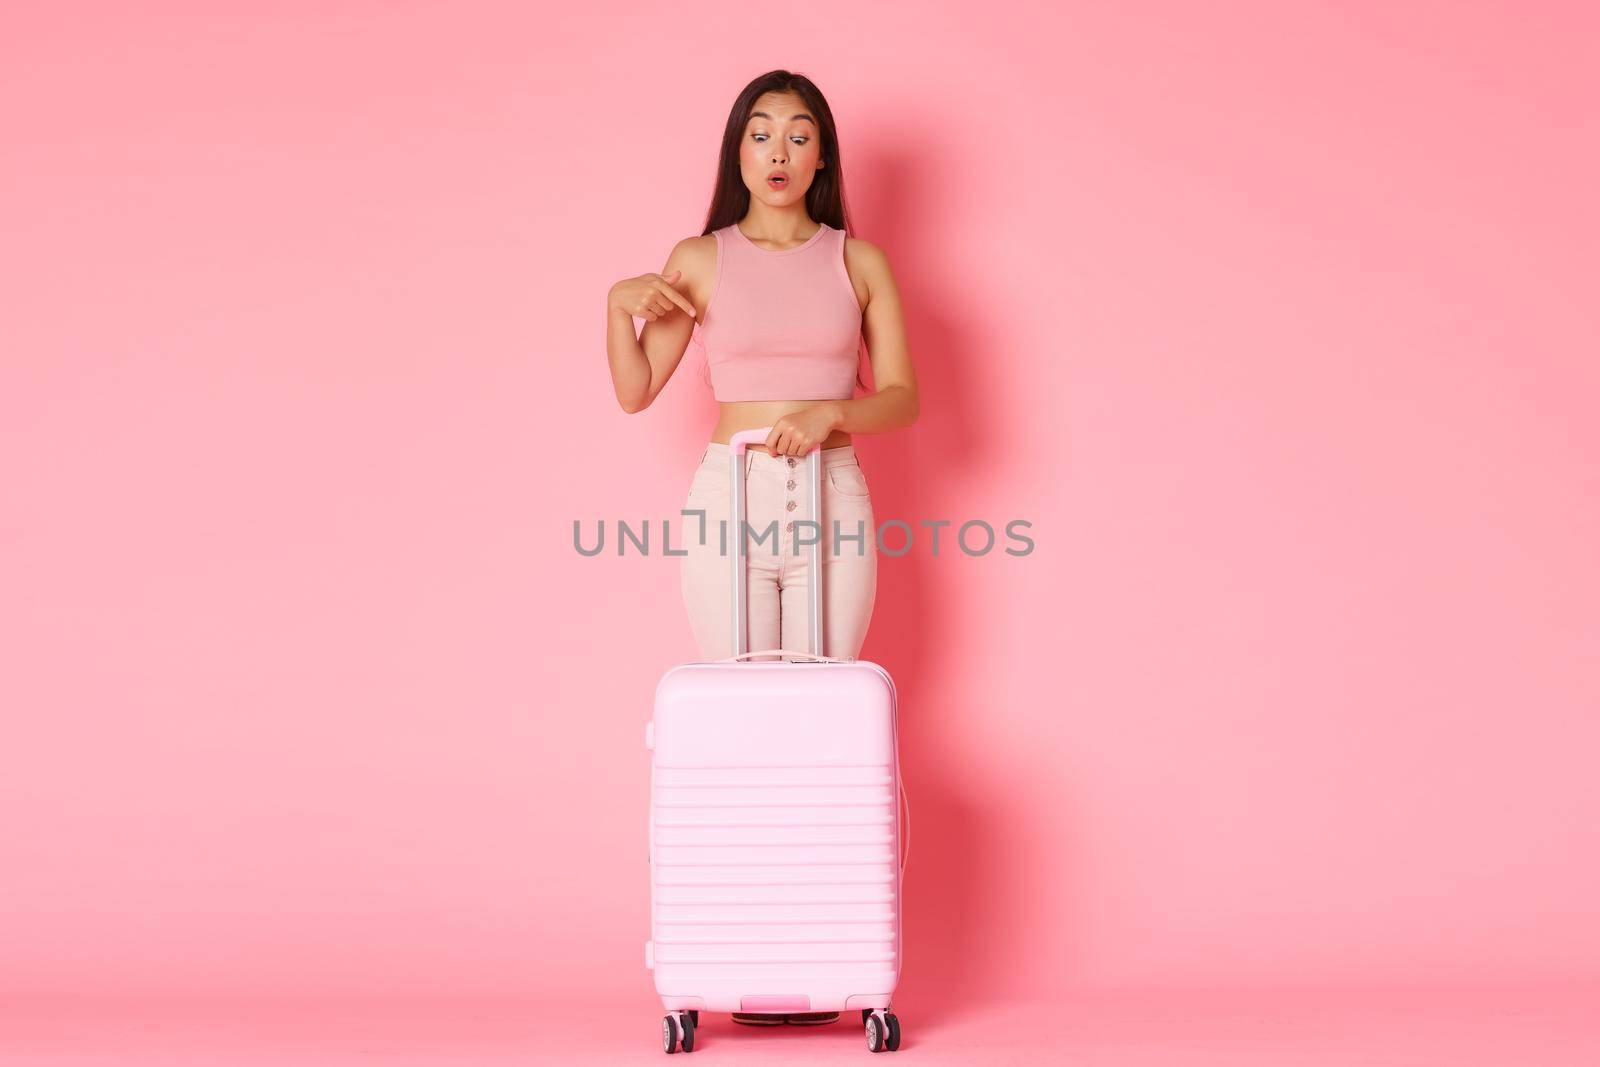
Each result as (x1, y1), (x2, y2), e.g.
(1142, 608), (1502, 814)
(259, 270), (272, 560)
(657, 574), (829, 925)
(726, 427), (825, 659)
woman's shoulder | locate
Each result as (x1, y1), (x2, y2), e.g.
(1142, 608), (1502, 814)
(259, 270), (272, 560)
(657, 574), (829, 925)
(841, 232), (893, 296)
(660, 232), (721, 313)
(661, 231), (719, 274)
(670, 231), (719, 256)
(841, 231), (889, 265)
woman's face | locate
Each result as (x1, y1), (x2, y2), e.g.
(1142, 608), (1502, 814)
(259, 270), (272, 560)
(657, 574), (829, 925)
(739, 91), (824, 207)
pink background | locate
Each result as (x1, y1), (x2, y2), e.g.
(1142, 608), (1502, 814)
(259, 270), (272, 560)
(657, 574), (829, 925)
(3, 2), (1597, 1063)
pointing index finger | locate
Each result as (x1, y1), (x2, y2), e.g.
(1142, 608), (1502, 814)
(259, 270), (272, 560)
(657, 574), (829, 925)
(654, 278), (696, 319)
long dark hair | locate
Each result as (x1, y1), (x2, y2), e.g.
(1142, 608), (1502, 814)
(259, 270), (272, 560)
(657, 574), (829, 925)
(701, 70), (852, 237)
(694, 70), (868, 392)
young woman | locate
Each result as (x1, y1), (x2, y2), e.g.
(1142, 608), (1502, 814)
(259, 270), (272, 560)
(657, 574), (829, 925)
(605, 73), (917, 1021)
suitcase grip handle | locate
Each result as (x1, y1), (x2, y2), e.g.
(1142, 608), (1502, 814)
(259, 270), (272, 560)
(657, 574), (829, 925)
(898, 779), (911, 875)
(728, 426), (824, 457)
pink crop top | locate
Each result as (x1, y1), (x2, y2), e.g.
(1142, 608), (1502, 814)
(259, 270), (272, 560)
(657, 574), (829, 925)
(692, 221), (864, 402)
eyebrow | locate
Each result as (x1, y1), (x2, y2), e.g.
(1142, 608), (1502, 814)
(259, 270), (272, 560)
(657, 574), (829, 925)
(750, 110), (816, 125)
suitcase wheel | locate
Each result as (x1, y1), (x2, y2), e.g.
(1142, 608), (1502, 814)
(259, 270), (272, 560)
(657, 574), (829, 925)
(864, 1010), (902, 1053)
(662, 1012), (695, 1054)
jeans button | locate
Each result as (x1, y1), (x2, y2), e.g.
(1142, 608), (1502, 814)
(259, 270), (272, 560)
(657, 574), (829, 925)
(787, 457), (796, 468)
(786, 500), (797, 511)
(786, 479), (796, 490)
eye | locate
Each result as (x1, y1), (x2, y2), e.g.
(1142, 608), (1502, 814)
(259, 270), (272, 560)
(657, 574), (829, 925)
(790, 136), (809, 145)
(750, 132), (768, 142)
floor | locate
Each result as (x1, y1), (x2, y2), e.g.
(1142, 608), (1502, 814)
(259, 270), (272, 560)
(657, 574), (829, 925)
(3, 983), (1596, 1065)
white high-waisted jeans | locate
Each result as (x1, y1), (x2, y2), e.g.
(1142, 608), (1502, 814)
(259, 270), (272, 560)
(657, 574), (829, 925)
(679, 442), (878, 660)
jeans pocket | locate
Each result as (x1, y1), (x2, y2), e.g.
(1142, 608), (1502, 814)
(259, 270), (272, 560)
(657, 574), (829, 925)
(825, 463), (871, 500)
(688, 461), (730, 496)
(822, 495), (875, 564)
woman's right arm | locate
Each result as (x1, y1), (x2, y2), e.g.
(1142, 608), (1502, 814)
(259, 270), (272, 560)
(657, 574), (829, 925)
(606, 237), (709, 413)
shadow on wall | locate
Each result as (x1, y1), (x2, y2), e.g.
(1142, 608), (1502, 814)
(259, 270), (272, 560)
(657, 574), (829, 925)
(846, 134), (1044, 1014)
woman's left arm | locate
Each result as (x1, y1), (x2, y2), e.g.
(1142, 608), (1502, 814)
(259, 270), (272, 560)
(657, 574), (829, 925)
(766, 239), (919, 455)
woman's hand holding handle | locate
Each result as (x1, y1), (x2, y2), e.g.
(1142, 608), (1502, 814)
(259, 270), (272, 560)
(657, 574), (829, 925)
(763, 404), (844, 457)
(608, 270), (696, 323)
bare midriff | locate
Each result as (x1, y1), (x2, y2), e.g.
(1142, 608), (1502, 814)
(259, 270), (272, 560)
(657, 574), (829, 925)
(710, 399), (852, 449)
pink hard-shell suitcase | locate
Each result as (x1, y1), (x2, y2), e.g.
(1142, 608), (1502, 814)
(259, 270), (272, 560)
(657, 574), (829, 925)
(646, 427), (909, 1055)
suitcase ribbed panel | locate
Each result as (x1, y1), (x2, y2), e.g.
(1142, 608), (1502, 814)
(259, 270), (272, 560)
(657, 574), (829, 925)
(649, 662), (902, 1012)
